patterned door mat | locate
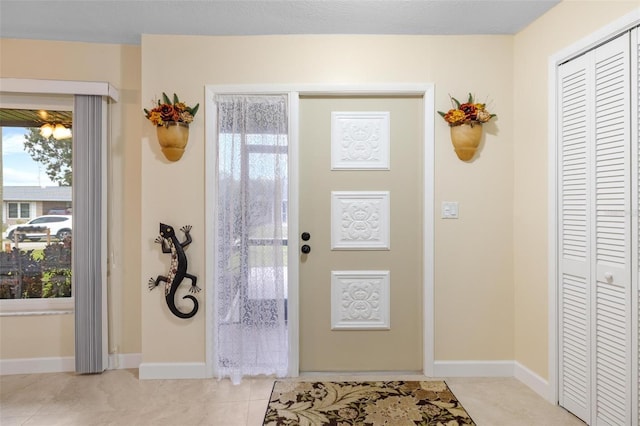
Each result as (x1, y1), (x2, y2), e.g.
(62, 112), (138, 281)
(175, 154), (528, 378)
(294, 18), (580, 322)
(263, 380), (476, 425)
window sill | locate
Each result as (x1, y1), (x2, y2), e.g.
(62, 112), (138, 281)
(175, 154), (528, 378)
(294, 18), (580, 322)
(0, 298), (74, 316)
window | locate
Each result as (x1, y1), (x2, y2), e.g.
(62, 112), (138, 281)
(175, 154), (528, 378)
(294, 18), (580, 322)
(1, 82), (113, 373)
(7, 202), (30, 219)
(1, 118), (73, 302)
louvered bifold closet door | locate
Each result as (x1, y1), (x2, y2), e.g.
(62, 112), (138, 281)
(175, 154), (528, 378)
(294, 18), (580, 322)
(558, 30), (635, 425)
(558, 53), (592, 424)
(592, 33), (632, 426)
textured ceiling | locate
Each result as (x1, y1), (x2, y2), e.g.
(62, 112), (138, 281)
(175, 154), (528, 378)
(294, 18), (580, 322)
(0, 1), (561, 45)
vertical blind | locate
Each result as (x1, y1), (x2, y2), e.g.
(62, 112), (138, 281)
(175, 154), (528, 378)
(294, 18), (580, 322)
(73, 95), (107, 374)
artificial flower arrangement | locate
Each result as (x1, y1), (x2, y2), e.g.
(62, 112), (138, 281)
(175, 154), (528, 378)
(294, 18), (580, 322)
(144, 92), (200, 127)
(437, 93), (496, 127)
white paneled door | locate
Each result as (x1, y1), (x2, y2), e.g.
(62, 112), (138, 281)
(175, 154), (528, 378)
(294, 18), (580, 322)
(557, 28), (639, 426)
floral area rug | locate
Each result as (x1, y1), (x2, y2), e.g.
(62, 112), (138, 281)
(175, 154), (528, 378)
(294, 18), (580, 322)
(263, 380), (475, 426)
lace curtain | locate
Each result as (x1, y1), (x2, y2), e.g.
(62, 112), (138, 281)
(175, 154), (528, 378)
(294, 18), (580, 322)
(214, 94), (288, 384)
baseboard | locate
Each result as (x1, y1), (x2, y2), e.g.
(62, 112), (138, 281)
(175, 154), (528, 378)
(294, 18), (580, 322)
(0, 356), (75, 375)
(108, 353), (142, 370)
(138, 362), (208, 380)
(0, 356), (552, 403)
(513, 361), (551, 402)
(0, 353), (142, 375)
(432, 360), (514, 377)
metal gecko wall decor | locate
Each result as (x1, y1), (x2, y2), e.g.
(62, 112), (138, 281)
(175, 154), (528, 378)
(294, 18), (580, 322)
(148, 223), (200, 319)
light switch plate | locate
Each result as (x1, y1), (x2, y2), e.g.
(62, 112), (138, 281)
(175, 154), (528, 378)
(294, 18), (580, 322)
(441, 201), (459, 219)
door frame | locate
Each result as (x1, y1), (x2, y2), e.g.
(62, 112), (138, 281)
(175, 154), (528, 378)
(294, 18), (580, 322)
(205, 83), (435, 378)
(547, 8), (640, 407)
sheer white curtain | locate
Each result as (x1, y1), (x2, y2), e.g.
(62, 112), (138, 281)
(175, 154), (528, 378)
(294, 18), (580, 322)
(214, 94), (288, 384)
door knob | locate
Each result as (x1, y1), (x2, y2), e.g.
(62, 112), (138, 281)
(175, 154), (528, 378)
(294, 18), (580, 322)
(301, 244), (311, 254)
(301, 232), (311, 241)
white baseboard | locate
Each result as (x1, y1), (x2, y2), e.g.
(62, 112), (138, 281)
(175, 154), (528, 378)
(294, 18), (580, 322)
(513, 361), (551, 402)
(138, 362), (208, 380)
(1, 356), (552, 403)
(0, 356), (75, 375)
(433, 360), (514, 377)
(108, 353), (141, 370)
(0, 353), (142, 375)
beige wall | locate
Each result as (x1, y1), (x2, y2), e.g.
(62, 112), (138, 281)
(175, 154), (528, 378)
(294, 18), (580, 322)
(141, 34), (516, 364)
(512, 0), (638, 378)
(0, 39), (142, 358)
(0, 315), (74, 359)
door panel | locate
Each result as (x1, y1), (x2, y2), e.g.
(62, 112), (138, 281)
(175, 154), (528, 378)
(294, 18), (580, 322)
(592, 34), (631, 426)
(558, 54), (591, 423)
(298, 96), (423, 371)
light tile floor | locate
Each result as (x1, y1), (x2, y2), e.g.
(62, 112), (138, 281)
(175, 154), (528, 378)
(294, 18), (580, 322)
(0, 370), (585, 425)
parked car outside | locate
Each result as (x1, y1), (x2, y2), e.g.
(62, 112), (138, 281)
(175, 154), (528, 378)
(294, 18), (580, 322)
(5, 215), (72, 242)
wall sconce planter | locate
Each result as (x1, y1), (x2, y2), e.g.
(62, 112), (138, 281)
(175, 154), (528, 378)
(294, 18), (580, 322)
(438, 93), (496, 162)
(144, 92), (199, 162)
(157, 122), (190, 161)
(450, 123), (483, 161)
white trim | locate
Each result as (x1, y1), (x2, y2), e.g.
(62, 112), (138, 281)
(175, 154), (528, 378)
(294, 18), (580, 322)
(203, 83), (431, 97)
(422, 85), (435, 377)
(546, 43), (560, 406)
(0, 93), (74, 110)
(107, 353), (142, 370)
(0, 357), (75, 375)
(547, 7), (640, 407)
(0, 354), (142, 375)
(514, 361), (551, 403)
(0, 78), (119, 102)
(287, 91), (301, 377)
(204, 83), (435, 379)
(0, 298), (74, 315)
(630, 25), (639, 426)
(204, 87), (217, 379)
(432, 360), (514, 378)
(138, 362), (207, 380)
